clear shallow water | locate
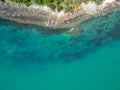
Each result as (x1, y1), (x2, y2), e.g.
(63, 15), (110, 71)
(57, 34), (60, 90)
(0, 9), (120, 90)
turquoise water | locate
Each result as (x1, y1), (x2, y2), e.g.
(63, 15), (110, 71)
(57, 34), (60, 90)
(0, 9), (120, 90)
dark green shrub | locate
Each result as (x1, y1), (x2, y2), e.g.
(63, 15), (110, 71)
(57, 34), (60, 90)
(34, 0), (43, 5)
(0, 0), (4, 2)
(48, 3), (56, 11)
(64, 6), (71, 12)
(57, 5), (63, 12)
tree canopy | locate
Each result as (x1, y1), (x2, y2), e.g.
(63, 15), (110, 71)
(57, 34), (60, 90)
(1, 0), (104, 12)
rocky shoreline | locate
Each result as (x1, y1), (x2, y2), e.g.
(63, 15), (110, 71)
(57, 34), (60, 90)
(0, 1), (120, 30)
(0, 2), (56, 26)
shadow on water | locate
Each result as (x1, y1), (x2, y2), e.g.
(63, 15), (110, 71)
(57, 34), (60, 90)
(0, 17), (68, 35)
(62, 9), (120, 62)
(0, 9), (120, 70)
(63, 37), (120, 63)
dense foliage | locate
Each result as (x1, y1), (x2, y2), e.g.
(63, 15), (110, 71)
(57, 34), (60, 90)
(0, 0), (5, 2)
(11, 0), (32, 6)
(1, 0), (104, 12)
(33, 0), (103, 12)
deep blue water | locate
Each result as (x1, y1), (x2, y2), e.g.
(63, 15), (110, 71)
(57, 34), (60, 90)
(0, 9), (120, 90)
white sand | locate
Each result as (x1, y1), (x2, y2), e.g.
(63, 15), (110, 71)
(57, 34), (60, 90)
(81, 2), (98, 14)
(29, 4), (65, 17)
(55, 10), (65, 17)
(29, 4), (53, 12)
(103, 0), (115, 5)
(81, 0), (116, 14)
(99, 0), (115, 9)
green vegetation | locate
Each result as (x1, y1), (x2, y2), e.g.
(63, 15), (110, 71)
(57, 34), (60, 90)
(0, 0), (4, 2)
(3, 0), (104, 12)
(11, 0), (32, 6)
